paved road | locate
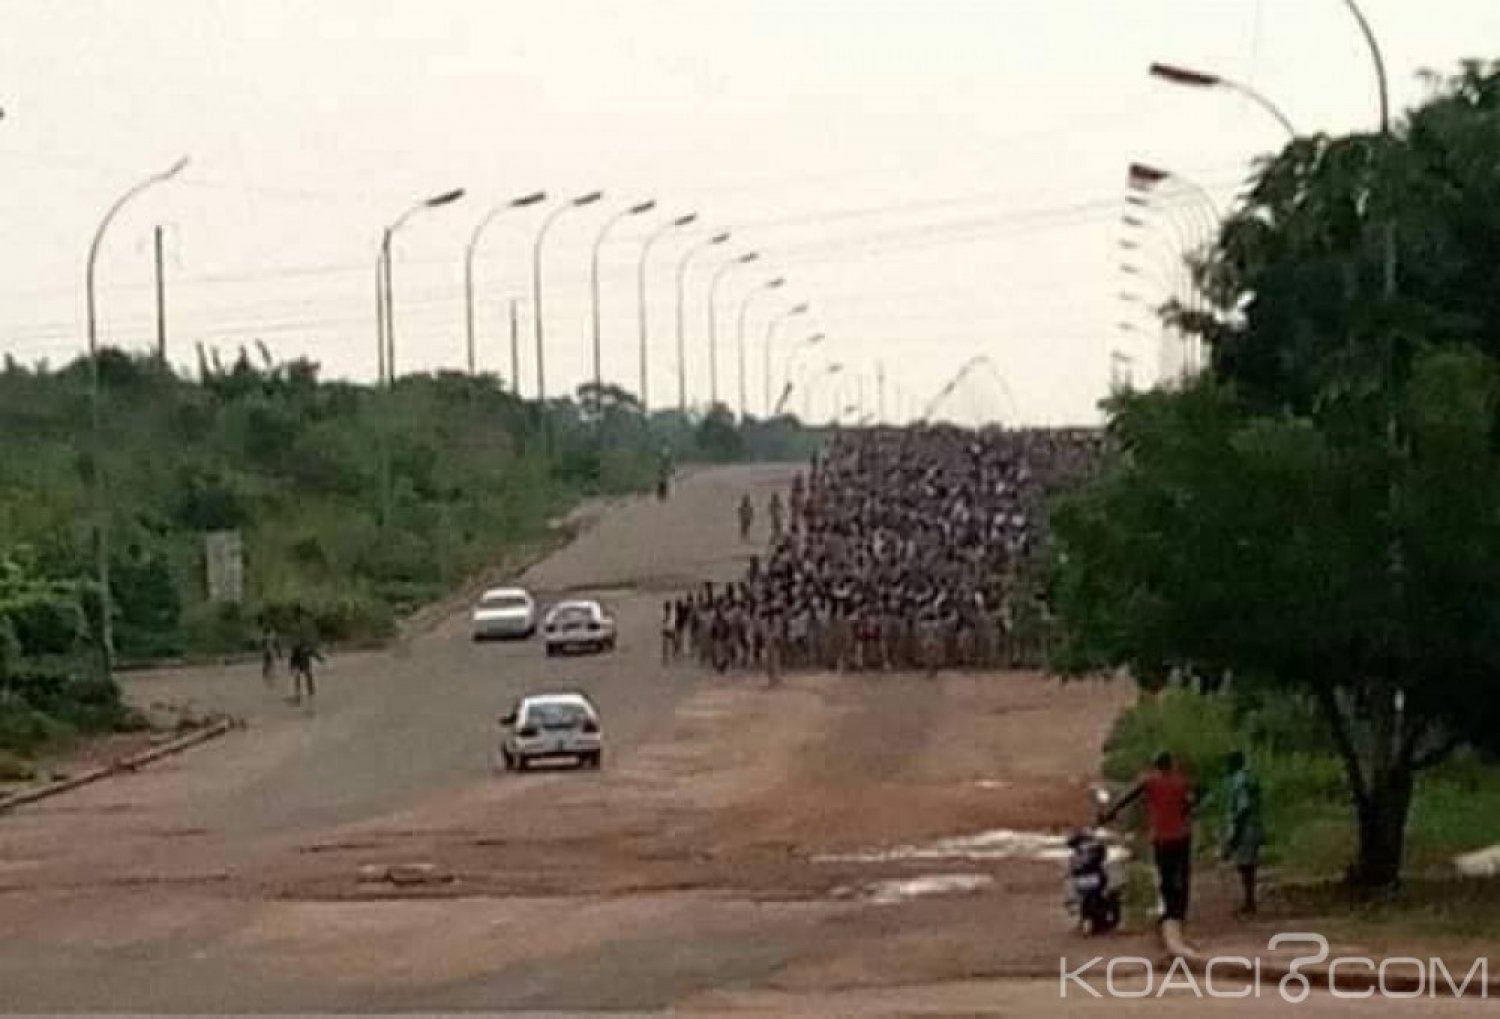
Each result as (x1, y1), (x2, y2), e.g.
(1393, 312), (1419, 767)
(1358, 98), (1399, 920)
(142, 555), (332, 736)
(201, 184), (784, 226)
(0, 464), (1488, 1016)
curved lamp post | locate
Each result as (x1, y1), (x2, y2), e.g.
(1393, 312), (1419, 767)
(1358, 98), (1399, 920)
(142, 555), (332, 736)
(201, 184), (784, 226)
(673, 230), (729, 413)
(802, 361), (844, 420)
(775, 330), (825, 415)
(1149, 62), (1297, 137)
(589, 199), (656, 402)
(531, 190), (603, 403)
(763, 302), (809, 417)
(465, 190), (545, 376)
(86, 155), (190, 678)
(706, 251), (759, 409)
(381, 187), (465, 382)
(636, 213), (697, 410)
(735, 277), (785, 420)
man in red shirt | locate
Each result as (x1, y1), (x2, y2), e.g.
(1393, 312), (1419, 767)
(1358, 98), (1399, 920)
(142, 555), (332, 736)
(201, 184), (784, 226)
(1102, 751), (1198, 924)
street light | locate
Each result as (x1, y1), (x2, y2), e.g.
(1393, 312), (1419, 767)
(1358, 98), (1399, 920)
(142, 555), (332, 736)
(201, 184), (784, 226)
(1127, 162), (1220, 234)
(1148, 62), (1298, 138)
(706, 251), (759, 409)
(802, 361), (844, 420)
(674, 230), (730, 414)
(85, 154), (189, 679)
(775, 331), (825, 415)
(764, 302), (809, 417)
(1342, 0), (1390, 134)
(637, 212), (697, 411)
(465, 190), (545, 377)
(381, 187), (465, 382)
(532, 190), (603, 404)
(590, 199), (656, 405)
(735, 277), (786, 420)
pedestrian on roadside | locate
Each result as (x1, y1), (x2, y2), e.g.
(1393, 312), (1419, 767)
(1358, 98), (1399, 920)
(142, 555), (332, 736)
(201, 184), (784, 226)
(1102, 751), (1199, 926)
(287, 634), (324, 705)
(260, 623), (281, 686)
(660, 600), (679, 664)
(738, 493), (755, 542)
(1221, 750), (1264, 917)
(768, 491), (785, 541)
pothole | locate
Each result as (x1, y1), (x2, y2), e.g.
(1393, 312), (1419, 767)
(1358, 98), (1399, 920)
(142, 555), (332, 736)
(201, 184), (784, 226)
(815, 828), (1131, 865)
(833, 872), (995, 905)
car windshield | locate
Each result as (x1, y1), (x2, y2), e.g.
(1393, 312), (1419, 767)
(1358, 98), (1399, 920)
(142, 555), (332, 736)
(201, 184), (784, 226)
(481, 593), (528, 609)
(555, 605), (594, 623)
(527, 702), (589, 728)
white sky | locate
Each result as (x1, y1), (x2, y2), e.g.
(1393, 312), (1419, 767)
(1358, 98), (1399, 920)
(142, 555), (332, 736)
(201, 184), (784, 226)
(1, 0), (1495, 425)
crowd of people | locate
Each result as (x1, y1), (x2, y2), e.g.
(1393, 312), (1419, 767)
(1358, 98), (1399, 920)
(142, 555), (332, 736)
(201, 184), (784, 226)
(663, 425), (1105, 678)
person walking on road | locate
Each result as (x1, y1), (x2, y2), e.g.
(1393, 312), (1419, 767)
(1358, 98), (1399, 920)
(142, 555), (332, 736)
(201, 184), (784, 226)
(1221, 750), (1264, 917)
(259, 624), (281, 686)
(738, 494), (755, 542)
(287, 635), (324, 705)
(1102, 751), (1199, 926)
(660, 600), (678, 665)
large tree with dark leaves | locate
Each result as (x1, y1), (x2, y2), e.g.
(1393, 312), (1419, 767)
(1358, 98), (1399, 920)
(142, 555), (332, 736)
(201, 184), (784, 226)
(1056, 62), (1500, 889)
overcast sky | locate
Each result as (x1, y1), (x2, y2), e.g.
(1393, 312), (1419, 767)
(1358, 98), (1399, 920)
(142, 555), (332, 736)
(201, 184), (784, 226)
(1, 0), (1495, 425)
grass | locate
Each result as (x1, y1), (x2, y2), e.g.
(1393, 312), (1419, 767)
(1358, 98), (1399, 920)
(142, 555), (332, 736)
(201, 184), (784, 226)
(1101, 688), (1500, 936)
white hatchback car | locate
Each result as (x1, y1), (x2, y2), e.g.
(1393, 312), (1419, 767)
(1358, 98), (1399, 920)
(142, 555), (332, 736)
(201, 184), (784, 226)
(498, 692), (603, 771)
(472, 586), (537, 641)
(542, 599), (617, 656)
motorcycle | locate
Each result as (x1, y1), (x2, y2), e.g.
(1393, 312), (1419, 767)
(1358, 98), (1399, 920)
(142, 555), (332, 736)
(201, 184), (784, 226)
(1064, 788), (1125, 935)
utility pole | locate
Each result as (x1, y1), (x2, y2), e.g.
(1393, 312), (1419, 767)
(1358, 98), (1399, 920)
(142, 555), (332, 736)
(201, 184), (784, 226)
(508, 297), (521, 395)
(153, 226), (167, 363)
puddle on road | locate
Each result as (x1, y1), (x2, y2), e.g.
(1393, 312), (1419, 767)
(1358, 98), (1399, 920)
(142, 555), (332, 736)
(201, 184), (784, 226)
(834, 872), (995, 905)
(815, 828), (1131, 865)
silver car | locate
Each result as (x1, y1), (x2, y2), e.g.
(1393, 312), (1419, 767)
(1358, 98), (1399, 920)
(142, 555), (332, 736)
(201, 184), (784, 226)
(498, 692), (603, 771)
(472, 586), (537, 641)
(542, 599), (617, 656)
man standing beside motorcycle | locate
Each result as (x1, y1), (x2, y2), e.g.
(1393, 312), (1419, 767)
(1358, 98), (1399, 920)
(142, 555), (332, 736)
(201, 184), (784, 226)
(1100, 751), (1199, 927)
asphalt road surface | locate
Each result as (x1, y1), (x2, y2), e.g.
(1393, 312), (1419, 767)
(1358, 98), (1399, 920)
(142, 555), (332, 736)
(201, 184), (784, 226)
(0, 465), (1489, 1017)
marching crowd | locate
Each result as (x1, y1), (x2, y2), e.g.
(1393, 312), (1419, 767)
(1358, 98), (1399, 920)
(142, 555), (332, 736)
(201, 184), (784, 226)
(662, 425), (1105, 678)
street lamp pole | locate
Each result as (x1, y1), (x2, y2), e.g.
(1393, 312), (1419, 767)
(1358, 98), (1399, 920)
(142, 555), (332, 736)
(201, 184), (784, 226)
(465, 191), (545, 376)
(637, 213), (697, 411)
(85, 155), (189, 679)
(589, 199), (656, 405)
(776, 331), (825, 416)
(735, 276), (785, 420)
(382, 187), (466, 381)
(763, 302), (809, 417)
(674, 231), (730, 414)
(706, 252), (759, 409)
(532, 190), (603, 404)
(802, 362), (844, 420)
(1148, 62), (1298, 138)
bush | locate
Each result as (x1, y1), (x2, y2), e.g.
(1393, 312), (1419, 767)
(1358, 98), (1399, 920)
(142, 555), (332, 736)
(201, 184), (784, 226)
(1102, 688), (1500, 879)
(180, 600), (254, 655)
(0, 699), (72, 756)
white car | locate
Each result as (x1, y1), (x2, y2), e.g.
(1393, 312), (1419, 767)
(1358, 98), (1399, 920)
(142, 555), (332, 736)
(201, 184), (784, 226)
(471, 586), (537, 641)
(498, 692), (603, 771)
(542, 599), (617, 656)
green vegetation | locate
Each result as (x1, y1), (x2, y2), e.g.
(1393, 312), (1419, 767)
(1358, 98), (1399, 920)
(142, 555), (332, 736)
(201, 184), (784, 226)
(1102, 690), (1500, 883)
(1053, 61), (1500, 890)
(0, 348), (818, 760)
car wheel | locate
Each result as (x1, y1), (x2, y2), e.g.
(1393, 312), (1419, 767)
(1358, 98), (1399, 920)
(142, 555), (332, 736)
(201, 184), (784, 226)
(584, 751), (602, 770)
(513, 754), (528, 773)
(545, 644), (557, 658)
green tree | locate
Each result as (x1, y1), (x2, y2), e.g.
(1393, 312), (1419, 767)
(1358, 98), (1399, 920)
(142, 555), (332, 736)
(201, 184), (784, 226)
(1059, 62), (1500, 890)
